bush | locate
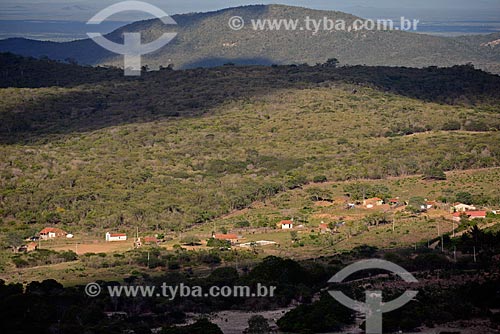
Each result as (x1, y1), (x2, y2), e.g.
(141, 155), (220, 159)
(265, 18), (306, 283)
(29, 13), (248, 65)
(312, 175), (328, 183)
(60, 250), (78, 261)
(277, 293), (355, 333)
(464, 120), (489, 132)
(247, 315), (270, 334)
(441, 121), (461, 131)
(206, 238), (231, 248)
(162, 318), (223, 334)
(423, 167), (447, 180)
(234, 220), (250, 228)
(455, 192), (473, 205)
(12, 256), (29, 268)
(180, 236), (201, 246)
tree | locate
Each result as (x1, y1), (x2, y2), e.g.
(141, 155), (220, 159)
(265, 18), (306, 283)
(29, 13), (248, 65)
(206, 238), (230, 248)
(441, 120), (461, 131)
(277, 293), (355, 333)
(180, 236), (201, 246)
(162, 318), (223, 334)
(423, 167), (446, 180)
(324, 58), (339, 68)
(306, 187), (332, 201)
(408, 197), (426, 212)
(290, 231), (299, 243)
(5, 232), (25, 252)
(312, 175), (328, 183)
(455, 192), (473, 205)
(247, 315), (270, 334)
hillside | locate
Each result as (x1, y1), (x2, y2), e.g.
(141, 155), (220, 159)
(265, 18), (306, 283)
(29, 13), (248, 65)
(1, 5), (500, 72)
(1, 54), (500, 239)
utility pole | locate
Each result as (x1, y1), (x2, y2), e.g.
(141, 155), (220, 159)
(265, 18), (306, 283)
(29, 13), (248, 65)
(473, 246), (477, 263)
(147, 251), (150, 268)
(441, 234), (444, 252)
(453, 246), (456, 262)
(392, 213), (395, 232)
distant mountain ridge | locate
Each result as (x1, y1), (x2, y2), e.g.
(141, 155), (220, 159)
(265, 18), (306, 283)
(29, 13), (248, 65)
(1, 5), (500, 72)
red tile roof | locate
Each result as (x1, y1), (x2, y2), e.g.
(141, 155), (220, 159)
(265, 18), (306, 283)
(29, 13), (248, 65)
(453, 211), (486, 217)
(40, 227), (66, 234)
(280, 220), (293, 225)
(109, 233), (126, 237)
(366, 197), (382, 201)
(468, 211), (487, 217)
(214, 234), (238, 240)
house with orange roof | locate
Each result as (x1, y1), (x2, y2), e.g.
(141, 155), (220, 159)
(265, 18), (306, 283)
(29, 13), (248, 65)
(452, 211), (487, 222)
(39, 227), (67, 239)
(278, 220), (294, 229)
(363, 197), (383, 208)
(319, 222), (331, 233)
(18, 242), (38, 253)
(213, 233), (240, 244)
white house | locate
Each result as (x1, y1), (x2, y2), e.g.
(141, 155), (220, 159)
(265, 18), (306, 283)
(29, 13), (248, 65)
(279, 220), (294, 229)
(363, 198), (384, 209)
(452, 203), (476, 212)
(39, 227), (67, 240)
(105, 232), (127, 242)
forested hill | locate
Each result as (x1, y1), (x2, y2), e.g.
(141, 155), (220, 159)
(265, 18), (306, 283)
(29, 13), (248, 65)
(1, 54), (500, 231)
(0, 5), (500, 73)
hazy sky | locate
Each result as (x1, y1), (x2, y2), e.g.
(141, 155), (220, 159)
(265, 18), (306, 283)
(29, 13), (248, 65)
(1, 0), (500, 21)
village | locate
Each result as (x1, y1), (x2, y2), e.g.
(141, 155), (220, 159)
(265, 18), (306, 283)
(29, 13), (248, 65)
(16, 193), (497, 257)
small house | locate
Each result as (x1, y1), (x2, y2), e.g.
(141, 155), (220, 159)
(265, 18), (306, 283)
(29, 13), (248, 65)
(363, 198), (383, 208)
(452, 203), (476, 212)
(425, 201), (438, 209)
(213, 233), (240, 244)
(105, 232), (127, 242)
(452, 210), (487, 222)
(388, 198), (400, 205)
(18, 242), (38, 253)
(278, 220), (294, 229)
(39, 227), (67, 240)
(319, 222), (331, 233)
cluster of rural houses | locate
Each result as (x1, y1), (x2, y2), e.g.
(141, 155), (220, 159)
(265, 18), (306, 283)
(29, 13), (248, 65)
(450, 203), (487, 222)
(17, 227), (72, 253)
(359, 197), (490, 220)
(16, 199), (494, 253)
